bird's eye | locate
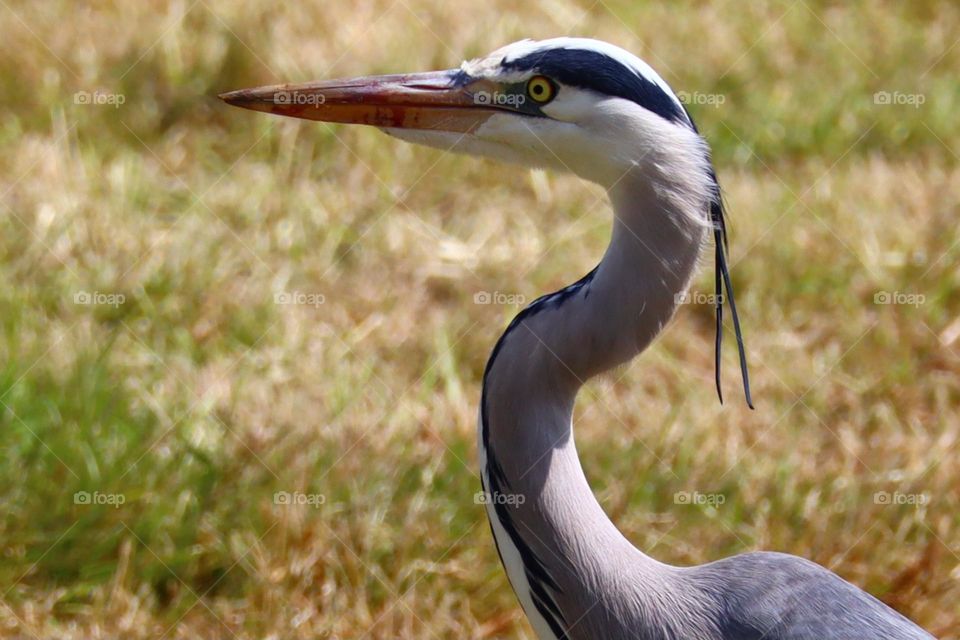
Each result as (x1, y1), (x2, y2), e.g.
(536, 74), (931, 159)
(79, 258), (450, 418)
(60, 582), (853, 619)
(526, 76), (556, 104)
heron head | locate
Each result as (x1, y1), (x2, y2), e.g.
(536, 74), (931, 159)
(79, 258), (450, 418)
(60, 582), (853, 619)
(221, 38), (752, 407)
(220, 38), (712, 189)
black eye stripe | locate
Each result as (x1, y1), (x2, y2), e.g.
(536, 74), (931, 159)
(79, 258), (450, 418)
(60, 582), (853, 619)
(503, 48), (690, 127)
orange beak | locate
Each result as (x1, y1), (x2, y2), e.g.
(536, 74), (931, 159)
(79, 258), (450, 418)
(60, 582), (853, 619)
(219, 70), (502, 133)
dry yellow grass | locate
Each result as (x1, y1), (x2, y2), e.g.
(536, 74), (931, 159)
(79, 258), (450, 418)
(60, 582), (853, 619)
(0, 1), (958, 638)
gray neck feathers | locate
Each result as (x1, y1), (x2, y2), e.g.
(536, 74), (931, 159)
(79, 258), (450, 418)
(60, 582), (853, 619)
(480, 171), (707, 634)
(483, 173), (706, 479)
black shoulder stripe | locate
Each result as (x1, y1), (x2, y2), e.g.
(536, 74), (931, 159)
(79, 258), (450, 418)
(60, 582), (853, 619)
(479, 268), (597, 638)
(530, 585), (571, 639)
(480, 265), (597, 500)
(481, 266), (598, 386)
(528, 568), (568, 624)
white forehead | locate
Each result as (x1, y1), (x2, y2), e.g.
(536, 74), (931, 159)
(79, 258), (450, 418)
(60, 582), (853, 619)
(460, 37), (679, 108)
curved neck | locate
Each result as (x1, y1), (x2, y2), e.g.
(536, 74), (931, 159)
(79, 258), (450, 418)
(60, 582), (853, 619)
(484, 174), (706, 456)
(480, 173), (706, 636)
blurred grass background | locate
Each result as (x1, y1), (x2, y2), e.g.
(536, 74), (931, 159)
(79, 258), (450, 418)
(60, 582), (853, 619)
(1, 1), (958, 638)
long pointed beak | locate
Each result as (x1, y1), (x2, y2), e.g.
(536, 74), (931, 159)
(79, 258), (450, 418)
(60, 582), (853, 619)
(219, 70), (499, 133)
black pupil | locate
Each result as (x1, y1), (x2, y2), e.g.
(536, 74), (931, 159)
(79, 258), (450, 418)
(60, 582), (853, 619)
(532, 84), (543, 95)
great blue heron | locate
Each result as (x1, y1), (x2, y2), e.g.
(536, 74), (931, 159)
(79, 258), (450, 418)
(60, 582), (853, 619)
(222, 38), (933, 640)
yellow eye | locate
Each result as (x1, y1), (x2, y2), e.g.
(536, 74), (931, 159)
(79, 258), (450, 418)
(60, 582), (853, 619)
(526, 76), (556, 103)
